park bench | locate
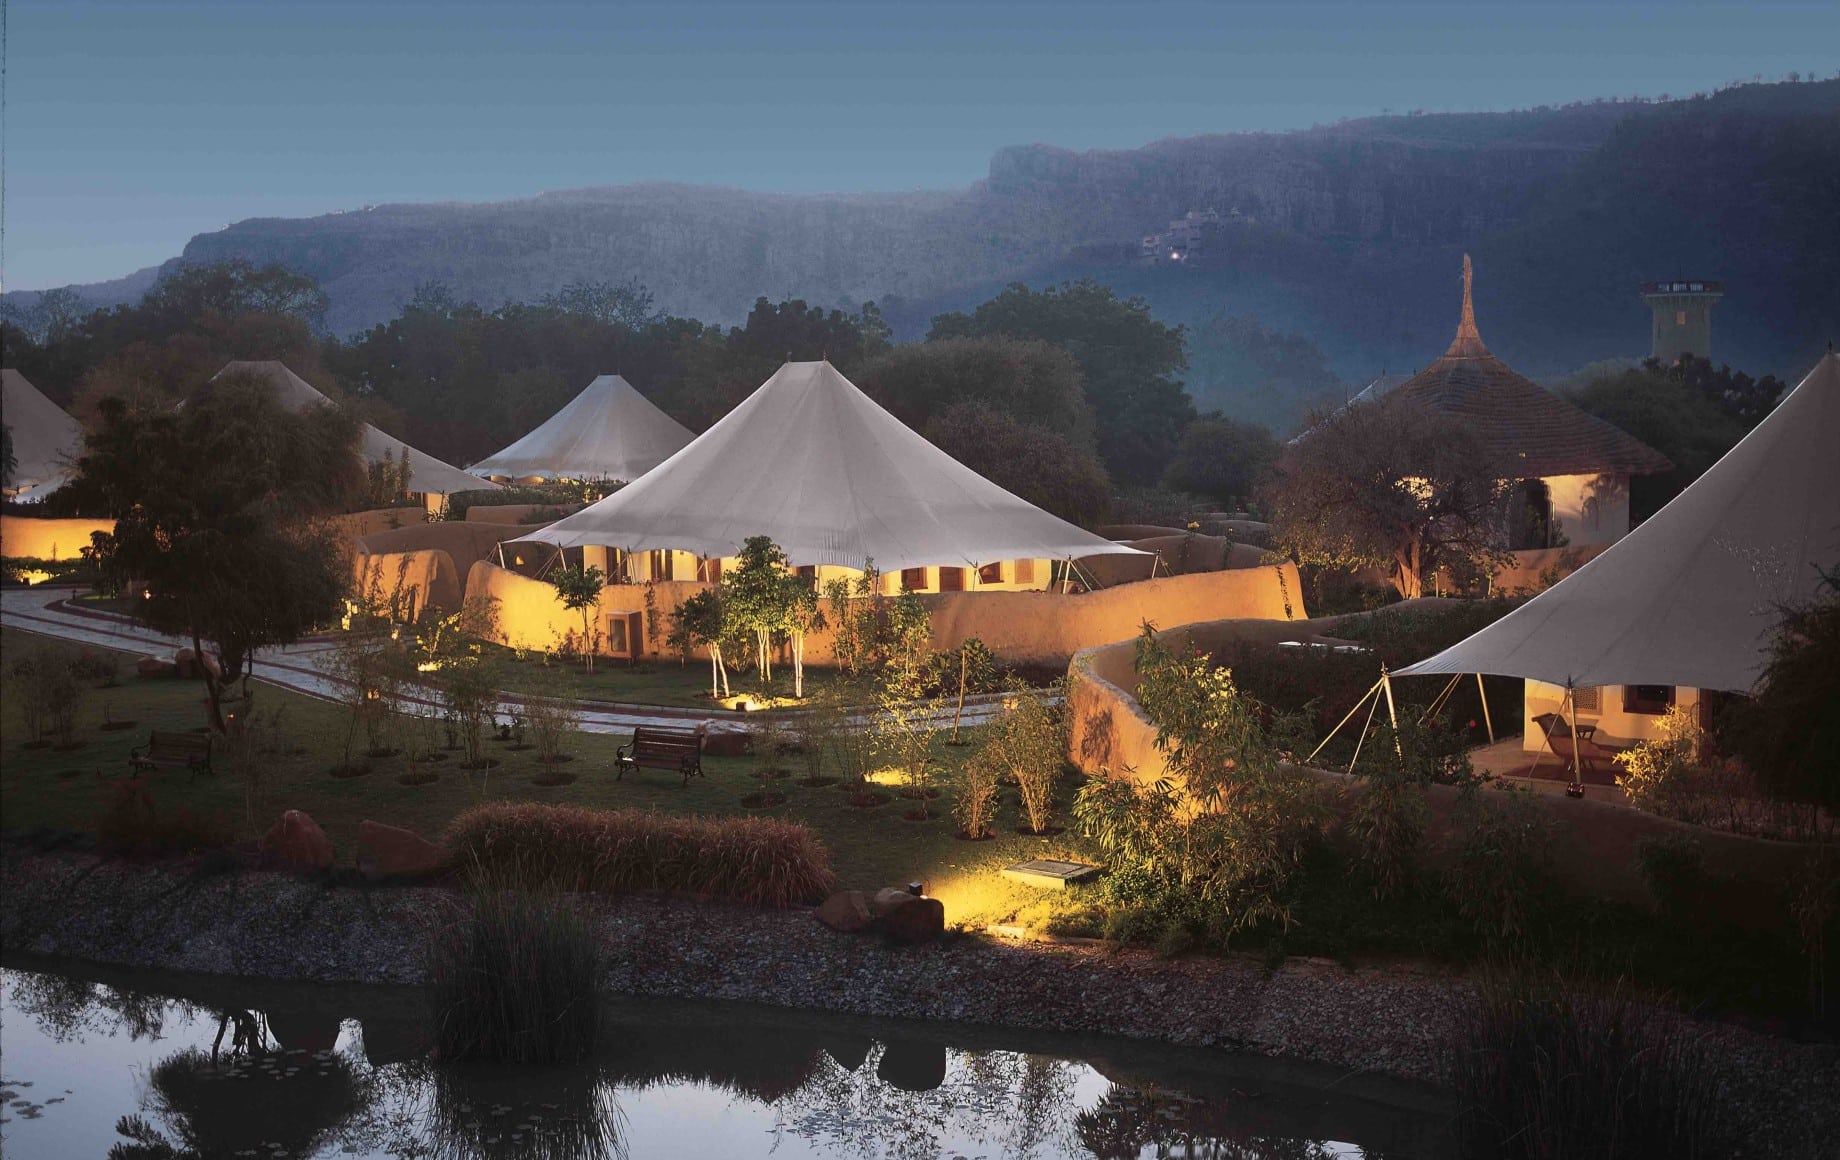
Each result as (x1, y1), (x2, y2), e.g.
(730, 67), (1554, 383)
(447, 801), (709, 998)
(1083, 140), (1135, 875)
(128, 730), (214, 778)
(615, 724), (705, 786)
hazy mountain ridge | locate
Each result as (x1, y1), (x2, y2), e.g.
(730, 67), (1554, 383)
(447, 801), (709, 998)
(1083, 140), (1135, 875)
(10, 80), (1835, 393)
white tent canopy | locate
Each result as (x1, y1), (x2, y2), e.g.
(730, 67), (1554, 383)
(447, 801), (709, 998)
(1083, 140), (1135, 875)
(514, 360), (1145, 573)
(215, 361), (495, 496)
(1397, 351), (1840, 693)
(2, 369), (86, 500)
(468, 374), (692, 483)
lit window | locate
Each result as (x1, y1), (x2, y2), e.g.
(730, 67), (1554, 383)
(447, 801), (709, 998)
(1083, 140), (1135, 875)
(1676, 311), (1688, 326)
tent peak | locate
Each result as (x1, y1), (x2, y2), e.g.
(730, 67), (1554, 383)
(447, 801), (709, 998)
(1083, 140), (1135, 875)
(1443, 254), (1490, 360)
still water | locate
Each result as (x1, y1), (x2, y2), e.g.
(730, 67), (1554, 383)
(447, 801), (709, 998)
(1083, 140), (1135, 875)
(0, 958), (1452, 1159)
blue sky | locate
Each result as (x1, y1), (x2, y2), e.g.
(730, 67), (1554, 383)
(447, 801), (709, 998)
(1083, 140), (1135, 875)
(4, 0), (1834, 290)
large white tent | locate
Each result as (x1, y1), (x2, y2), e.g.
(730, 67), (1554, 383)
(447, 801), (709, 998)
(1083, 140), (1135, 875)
(514, 360), (1144, 573)
(1397, 351), (1840, 693)
(216, 361), (495, 497)
(2, 369), (86, 501)
(469, 374), (692, 483)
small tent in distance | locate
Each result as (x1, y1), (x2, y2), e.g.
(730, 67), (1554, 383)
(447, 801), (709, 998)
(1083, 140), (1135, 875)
(215, 361), (496, 512)
(469, 374), (693, 485)
(1396, 350), (1840, 749)
(512, 360), (1145, 591)
(2, 369), (86, 501)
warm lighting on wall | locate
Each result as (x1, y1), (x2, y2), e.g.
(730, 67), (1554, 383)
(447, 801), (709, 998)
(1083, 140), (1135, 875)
(417, 661), (443, 673)
(17, 569), (53, 586)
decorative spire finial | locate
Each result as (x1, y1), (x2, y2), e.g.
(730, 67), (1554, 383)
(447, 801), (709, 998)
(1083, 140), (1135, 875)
(1446, 253), (1488, 358)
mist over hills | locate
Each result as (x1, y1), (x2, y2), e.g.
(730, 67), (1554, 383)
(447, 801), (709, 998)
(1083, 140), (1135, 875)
(10, 79), (1835, 431)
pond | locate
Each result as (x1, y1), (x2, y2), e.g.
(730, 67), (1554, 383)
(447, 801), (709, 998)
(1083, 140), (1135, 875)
(0, 957), (1453, 1159)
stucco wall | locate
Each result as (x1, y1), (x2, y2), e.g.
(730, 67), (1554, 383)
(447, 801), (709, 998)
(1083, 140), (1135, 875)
(1491, 545), (1606, 595)
(351, 549), (463, 618)
(0, 516), (114, 561)
(1545, 472), (1630, 548)
(330, 507), (426, 540)
(463, 559), (1305, 666)
(1524, 679), (1699, 751)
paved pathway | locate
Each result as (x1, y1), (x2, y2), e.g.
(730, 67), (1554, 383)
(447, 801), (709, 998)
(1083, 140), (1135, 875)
(1, 586), (1022, 738)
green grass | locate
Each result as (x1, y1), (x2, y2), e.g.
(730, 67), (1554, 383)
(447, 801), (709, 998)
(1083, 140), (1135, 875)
(0, 627), (1095, 895)
(467, 641), (858, 709)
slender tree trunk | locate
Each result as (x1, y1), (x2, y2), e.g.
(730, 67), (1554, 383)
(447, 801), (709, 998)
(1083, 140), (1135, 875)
(190, 622), (227, 735)
(793, 633), (804, 698)
(710, 649), (721, 698)
(582, 609), (595, 675)
(952, 651), (968, 744)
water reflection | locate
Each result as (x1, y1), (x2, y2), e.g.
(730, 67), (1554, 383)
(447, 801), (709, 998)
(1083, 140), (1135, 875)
(1, 959), (1450, 1159)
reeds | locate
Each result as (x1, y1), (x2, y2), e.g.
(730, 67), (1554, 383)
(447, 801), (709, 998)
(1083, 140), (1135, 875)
(425, 873), (601, 1065)
(446, 802), (836, 906)
(1449, 968), (1729, 1160)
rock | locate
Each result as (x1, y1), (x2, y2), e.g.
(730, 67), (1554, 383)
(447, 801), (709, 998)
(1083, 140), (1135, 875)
(815, 890), (872, 933)
(355, 820), (447, 881)
(261, 810), (334, 873)
(876, 1038), (949, 1091)
(173, 648), (197, 678)
(136, 655), (177, 678)
(873, 896), (945, 944)
(701, 727), (753, 757)
(871, 887), (919, 917)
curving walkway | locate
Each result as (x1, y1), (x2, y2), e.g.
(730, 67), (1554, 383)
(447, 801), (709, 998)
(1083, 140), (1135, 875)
(1, 586), (1019, 737)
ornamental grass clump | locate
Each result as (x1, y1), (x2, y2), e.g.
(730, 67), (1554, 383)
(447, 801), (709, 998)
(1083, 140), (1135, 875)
(1449, 969), (1730, 1160)
(426, 871), (600, 1065)
(446, 802), (836, 906)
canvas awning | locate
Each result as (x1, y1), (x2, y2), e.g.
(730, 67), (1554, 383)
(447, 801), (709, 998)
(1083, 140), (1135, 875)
(1396, 351), (1839, 693)
(469, 374), (692, 482)
(2, 369), (86, 500)
(215, 361), (495, 496)
(514, 360), (1145, 573)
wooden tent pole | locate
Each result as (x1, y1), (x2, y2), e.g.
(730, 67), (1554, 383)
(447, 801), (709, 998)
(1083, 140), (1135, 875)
(1381, 666), (1402, 758)
(1304, 675), (1385, 767)
(1477, 672), (1495, 744)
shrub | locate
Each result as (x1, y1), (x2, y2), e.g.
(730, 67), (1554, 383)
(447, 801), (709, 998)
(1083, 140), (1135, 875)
(791, 694), (844, 785)
(42, 655), (84, 749)
(446, 802), (836, 906)
(1443, 787), (1552, 947)
(1723, 565), (1840, 812)
(1346, 772), (1428, 901)
(70, 648), (120, 687)
(1449, 969), (1730, 1160)
(1635, 833), (1710, 920)
(1614, 704), (1701, 813)
(955, 742), (1002, 840)
(426, 878), (599, 1064)
(520, 694), (582, 772)
(438, 657), (498, 780)
(983, 687), (1065, 834)
(96, 779), (234, 856)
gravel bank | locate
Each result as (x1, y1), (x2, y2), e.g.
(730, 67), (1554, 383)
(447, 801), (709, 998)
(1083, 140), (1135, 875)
(4, 842), (1836, 1158)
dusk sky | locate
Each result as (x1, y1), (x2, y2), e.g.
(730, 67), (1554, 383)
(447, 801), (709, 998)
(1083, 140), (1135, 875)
(4, 0), (1834, 290)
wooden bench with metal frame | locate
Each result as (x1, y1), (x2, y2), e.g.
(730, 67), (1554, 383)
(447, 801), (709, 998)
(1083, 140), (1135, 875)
(129, 730), (215, 778)
(615, 724), (705, 786)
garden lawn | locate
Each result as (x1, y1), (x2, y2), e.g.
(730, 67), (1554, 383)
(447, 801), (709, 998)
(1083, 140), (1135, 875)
(464, 640), (857, 710)
(0, 628), (1095, 902)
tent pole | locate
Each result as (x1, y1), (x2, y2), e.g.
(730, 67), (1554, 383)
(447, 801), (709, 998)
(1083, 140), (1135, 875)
(1563, 681), (1584, 796)
(1421, 673), (1461, 723)
(1348, 681), (1385, 775)
(1381, 666), (1402, 758)
(1477, 672), (1495, 744)
(1304, 676), (1385, 767)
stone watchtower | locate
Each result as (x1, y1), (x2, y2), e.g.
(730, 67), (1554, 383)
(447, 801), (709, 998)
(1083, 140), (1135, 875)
(1641, 279), (1723, 365)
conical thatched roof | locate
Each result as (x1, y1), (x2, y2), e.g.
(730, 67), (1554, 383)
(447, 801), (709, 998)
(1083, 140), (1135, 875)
(1386, 258), (1672, 478)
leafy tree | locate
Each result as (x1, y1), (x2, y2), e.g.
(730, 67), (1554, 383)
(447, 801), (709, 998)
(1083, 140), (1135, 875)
(944, 637), (997, 745)
(138, 259), (329, 332)
(668, 587), (732, 698)
(855, 335), (1094, 448)
(923, 403), (1111, 527)
(550, 565), (605, 675)
(1264, 396), (1512, 599)
(723, 536), (792, 685)
(779, 566), (826, 699)
(1725, 566), (1840, 813)
(72, 370), (363, 732)
(542, 278), (657, 329)
(1567, 355), (1775, 521)
(1162, 415), (1278, 506)
(930, 281), (1194, 484)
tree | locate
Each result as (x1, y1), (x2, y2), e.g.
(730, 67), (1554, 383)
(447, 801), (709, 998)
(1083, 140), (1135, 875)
(1162, 416), (1278, 506)
(139, 259), (329, 332)
(944, 637), (996, 745)
(668, 587), (732, 698)
(1725, 566), (1840, 814)
(930, 281), (1194, 484)
(923, 404), (1112, 527)
(550, 565), (605, 675)
(1185, 315), (1345, 435)
(722, 536), (791, 685)
(1567, 356), (1773, 521)
(1264, 396), (1512, 599)
(780, 567), (826, 699)
(855, 336), (1094, 448)
(542, 278), (656, 329)
(73, 370), (364, 732)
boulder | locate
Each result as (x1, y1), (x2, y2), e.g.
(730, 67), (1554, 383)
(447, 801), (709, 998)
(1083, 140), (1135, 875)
(355, 819), (447, 881)
(136, 655), (177, 679)
(261, 810), (334, 873)
(872, 896), (945, 944)
(701, 726), (753, 757)
(876, 1038), (949, 1091)
(871, 887), (919, 917)
(815, 890), (872, 933)
(173, 648), (197, 678)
